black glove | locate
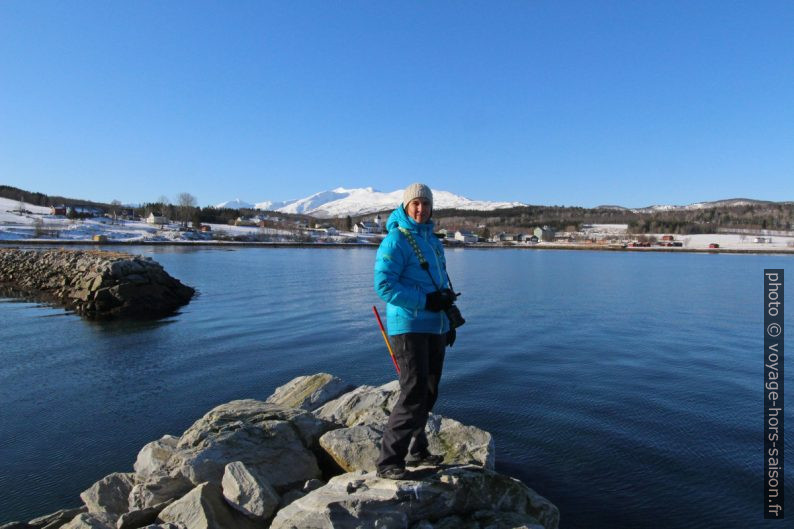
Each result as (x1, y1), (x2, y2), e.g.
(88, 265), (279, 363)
(425, 289), (455, 312)
(445, 328), (456, 347)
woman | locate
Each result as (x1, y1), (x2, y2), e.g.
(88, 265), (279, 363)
(373, 183), (458, 479)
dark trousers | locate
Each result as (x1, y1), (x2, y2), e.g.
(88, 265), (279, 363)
(377, 332), (446, 470)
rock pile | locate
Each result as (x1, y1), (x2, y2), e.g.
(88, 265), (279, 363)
(3, 373), (559, 529)
(0, 248), (194, 319)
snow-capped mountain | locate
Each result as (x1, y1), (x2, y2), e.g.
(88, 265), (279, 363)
(215, 198), (255, 209)
(218, 187), (526, 218)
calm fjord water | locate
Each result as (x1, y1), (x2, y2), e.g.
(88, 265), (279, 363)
(0, 246), (791, 528)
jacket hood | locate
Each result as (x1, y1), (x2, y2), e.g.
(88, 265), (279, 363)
(386, 206), (435, 235)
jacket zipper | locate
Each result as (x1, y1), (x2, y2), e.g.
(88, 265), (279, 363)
(424, 231), (446, 334)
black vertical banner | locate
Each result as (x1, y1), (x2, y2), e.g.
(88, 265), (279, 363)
(764, 269), (784, 519)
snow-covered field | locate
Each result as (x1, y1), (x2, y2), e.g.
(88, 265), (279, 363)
(0, 198), (334, 243)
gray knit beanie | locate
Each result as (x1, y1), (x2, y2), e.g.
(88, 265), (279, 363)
(402, 183), (433, 209)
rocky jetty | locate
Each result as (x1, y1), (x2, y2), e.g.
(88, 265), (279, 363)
(0, 248), (194, 319)
(3, 373), (559, 529)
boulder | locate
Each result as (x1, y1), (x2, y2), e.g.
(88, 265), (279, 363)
(128, 474), (193, 511)
(80, 473), (135, 520)
(319, 424), (383, 472)
(313, 380), (400, 426)
(134, 436), (179, 480)
(424, 415), (495, 470)
(116, 500), (173, 529)
(270, 466), (559, 529)
(60, 514), (114, 529)
(27, 507), (87, 529)
(168, 400), (330, 489)
(318, 415), (494, 472)
(0, 523), (30, 529)
(220, 461), (279, 521)
(156, 482), (260, 529)
(266, 373), (355, 411)
(19, 374), (559, 529)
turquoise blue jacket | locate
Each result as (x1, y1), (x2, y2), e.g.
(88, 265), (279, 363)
(374, 207), (450, 336)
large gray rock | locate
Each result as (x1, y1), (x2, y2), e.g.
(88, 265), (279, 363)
(27, 507), (87, 529)
(425, 415), (495, 470)
(168, 400), (330, 489)
(221, 461), (279, 520)
(128, 474), (193, 511)
(134, 435), (179, 480)
(116, 500), (173, 529)
(270, 466), (559, 529)
(319, 424), (383, 472)
(156, 482), (260, 529)
(266, 373), (355, 411)
(318, 415), (494, 473)
(60, 514), (114, 529)
(80, 473), (136, 520)
(313, 380), (400, 427)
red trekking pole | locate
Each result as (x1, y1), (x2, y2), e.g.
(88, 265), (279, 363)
(373, 306), (400, 375)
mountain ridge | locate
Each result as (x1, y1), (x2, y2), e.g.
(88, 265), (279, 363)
(217, 188), (787, 218)
(216, 187), (526, 218)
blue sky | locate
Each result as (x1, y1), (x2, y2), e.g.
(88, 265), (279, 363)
(1, 1), (792, 208)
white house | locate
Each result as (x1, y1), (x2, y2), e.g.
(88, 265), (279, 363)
(146, 213), (168, 225)
(454, 230), (478, 243)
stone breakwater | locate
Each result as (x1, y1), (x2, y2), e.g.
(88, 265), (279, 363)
(2, 373), (560, 529)
(0, 248), (194, 319)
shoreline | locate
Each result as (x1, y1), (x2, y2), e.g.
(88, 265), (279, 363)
(1, 238), (794, 255)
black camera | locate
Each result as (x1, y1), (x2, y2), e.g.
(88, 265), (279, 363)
(444, 303), (466, 329)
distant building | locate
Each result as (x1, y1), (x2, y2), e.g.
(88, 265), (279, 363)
(534, 226), (556, 242)
(50, 205), (67, 216)
(146, 212), (168, 225)
(353, 219), (382, 234)
(454, 230), (477, 244)
(311, 226), (338, 237)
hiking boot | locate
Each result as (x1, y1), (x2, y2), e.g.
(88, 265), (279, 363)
(405, 452), (444, 467)
(376, 466), (407, 479)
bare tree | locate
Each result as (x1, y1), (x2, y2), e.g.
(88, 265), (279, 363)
(110, 199), (122, 224)
(176, 192), (197, 227)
